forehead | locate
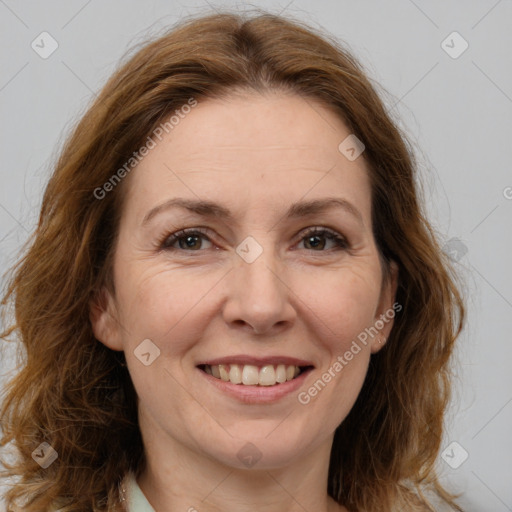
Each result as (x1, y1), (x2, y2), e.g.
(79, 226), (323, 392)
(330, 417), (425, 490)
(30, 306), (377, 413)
(122, 92), (373, 225)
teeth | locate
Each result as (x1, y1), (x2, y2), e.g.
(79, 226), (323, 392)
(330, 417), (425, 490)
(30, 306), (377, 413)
(259, 365), (276, 386)
(219, 364), (229, 382)
(242, 365), (259, 385)
(276, 364), (287, 383)
(204, 363), (304, 386)
(229, 364), (242, 384)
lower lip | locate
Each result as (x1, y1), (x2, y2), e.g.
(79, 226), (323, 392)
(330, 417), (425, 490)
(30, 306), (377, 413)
(197, 367), (313, 404)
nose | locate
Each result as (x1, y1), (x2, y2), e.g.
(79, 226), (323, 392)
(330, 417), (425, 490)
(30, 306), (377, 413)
(221, 245), (296, 335)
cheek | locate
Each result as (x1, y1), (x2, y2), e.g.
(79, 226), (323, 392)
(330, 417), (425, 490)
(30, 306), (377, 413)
(300, 265), (382, 349)
(294, 268), (381, 421)
(114, 261), (221, 353)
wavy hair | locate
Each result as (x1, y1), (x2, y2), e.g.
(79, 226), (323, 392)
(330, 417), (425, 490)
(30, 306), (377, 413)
(1, 10), (465, 511)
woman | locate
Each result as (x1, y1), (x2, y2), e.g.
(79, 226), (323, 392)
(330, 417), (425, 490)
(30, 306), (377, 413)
(0, 11), (465, 512)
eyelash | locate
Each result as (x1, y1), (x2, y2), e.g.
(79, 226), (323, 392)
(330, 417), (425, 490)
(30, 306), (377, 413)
(158, 226), (349, 253)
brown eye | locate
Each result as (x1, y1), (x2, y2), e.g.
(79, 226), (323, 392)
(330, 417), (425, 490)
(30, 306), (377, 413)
(160, 229), (213, 251)
(299, 228), (348, 251)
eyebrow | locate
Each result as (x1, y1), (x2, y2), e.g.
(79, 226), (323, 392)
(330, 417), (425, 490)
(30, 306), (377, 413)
(142, 197), (363, 226)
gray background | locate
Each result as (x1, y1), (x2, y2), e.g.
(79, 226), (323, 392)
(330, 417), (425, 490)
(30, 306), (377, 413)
(1, 1), (511, 510)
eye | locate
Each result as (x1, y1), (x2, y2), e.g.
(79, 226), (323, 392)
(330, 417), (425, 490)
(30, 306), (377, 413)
(160, 228), (213, 251)
(158, 226), (349, 253)
(297, 227), (348, 251)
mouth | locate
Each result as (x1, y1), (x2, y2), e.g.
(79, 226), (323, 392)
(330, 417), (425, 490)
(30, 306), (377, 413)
(197, 363), (314, 387)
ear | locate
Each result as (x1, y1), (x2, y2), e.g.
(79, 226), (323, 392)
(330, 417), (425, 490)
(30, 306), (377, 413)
(370, 260), (399, 354)
(89, 286), (124, 351)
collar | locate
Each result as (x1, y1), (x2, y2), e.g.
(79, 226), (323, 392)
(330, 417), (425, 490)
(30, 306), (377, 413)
(120, 472), (156, 512)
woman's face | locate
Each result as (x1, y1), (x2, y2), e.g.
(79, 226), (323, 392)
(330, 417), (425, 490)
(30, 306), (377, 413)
(91, 91), (397, 470)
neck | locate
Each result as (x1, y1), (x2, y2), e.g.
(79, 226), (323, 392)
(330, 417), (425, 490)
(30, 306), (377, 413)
(137, 418), (346, 512)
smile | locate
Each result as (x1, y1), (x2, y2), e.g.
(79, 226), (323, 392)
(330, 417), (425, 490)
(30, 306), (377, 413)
(198, 363), (312, 386)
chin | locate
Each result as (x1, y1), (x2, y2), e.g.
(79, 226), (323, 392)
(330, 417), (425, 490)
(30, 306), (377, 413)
(193, 422), (322, 471)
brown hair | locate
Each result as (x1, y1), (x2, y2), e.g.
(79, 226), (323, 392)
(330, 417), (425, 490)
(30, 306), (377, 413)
(1, 10), (465, 511)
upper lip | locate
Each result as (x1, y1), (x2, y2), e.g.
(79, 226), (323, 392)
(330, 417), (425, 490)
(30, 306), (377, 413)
(197, 355), (315, 367)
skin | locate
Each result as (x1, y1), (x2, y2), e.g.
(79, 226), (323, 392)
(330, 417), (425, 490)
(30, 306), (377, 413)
(91, 91), (398, 512)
